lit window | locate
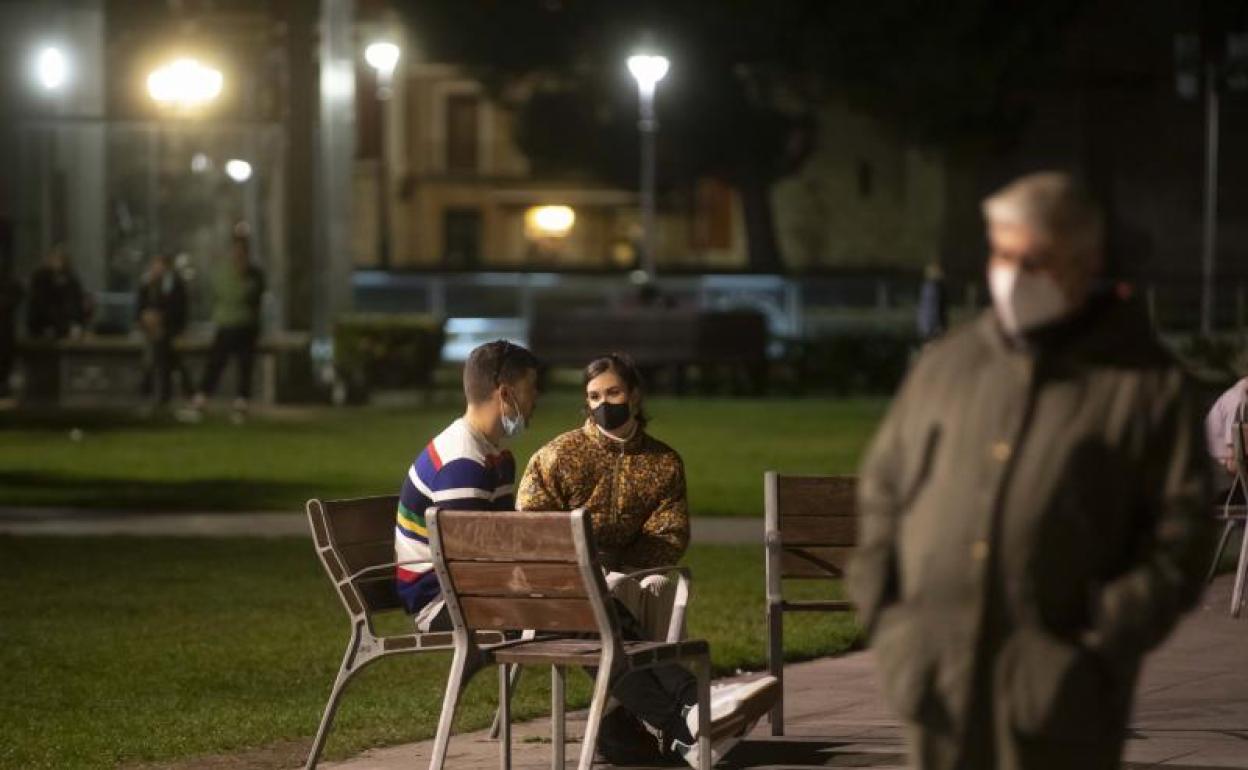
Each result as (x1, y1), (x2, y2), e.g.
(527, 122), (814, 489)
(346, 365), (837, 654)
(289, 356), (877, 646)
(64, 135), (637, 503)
(524, 205), (576, 239)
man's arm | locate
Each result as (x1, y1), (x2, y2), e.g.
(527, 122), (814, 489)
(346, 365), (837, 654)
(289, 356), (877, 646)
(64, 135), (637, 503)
(1086, 372), (1215, 660)
(846, 377), (913, 636)
(619, 456), (689, 568)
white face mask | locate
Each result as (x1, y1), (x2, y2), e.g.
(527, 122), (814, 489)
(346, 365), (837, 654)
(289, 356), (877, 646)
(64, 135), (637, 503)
(988, 262), (1069, 336)
(500, 393), (526, 438)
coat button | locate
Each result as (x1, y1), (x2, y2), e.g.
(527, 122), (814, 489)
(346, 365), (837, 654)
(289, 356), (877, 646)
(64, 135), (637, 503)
(991, 441), (1011, 462)
(971, 540), (989, 561)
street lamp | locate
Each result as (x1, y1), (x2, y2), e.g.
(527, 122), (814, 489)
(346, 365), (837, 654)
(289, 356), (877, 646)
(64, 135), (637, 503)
(627, 52), (669, 281)
(224, 159), (253, 183)
(33, 46), (69, 92)
(146, 57), (223, 109)
(364, 40), (400, 268)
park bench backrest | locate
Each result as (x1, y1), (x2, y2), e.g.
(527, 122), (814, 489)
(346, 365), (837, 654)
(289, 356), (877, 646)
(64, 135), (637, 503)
(428, 508), (618, 636)
(307, 495), (403, 617)
(766, 473), (858, 579)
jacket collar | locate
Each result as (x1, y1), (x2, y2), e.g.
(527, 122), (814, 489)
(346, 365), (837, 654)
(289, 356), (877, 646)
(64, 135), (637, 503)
(580, 418), (646, 453)
(977, 285), (1154, 363)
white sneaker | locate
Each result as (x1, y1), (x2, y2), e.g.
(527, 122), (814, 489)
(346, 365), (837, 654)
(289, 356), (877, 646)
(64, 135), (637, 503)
(672, 676), (779, 770)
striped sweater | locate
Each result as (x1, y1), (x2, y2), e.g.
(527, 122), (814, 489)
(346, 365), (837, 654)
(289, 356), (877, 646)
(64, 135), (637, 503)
(394, 417), (516, 615)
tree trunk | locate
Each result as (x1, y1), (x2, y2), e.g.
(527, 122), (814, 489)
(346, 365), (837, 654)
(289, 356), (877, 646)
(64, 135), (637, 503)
(738, 171), (783, 273)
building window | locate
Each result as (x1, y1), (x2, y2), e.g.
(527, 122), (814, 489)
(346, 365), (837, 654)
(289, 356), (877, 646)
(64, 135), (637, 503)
(445, 94), (480, 174)
(857, 159), (874, 199)
(443, 208), (482, 268)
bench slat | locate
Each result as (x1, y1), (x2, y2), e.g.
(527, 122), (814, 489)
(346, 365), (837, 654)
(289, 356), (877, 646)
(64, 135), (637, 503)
(776, 516), (857, 546)
(320, 496), (400, 546)
(435, 511), (578, 562)
(460, 596), (598, 632)
(776, 476), (856, 518)
(449, 562), (587, 598)
(338, 540), (395, 574)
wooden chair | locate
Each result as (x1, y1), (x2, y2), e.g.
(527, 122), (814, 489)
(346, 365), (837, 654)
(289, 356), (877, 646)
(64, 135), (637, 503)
(763, 472), (858, 736)
(426, 508), (714, 770)
(304, 496), (507, 769)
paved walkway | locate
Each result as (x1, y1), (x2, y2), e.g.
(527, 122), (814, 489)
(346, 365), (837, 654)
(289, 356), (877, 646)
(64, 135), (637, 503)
(0, 507), (761, 543)
(320, 576), (1248, 770)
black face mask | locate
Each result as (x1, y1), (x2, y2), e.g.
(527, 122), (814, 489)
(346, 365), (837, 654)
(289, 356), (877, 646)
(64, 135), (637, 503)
(591, 401), (632, 430)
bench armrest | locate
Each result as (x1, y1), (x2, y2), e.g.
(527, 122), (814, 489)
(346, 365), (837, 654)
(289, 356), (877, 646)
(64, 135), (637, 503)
(617, 565), (691, 643)
(338, 558), (429, 588)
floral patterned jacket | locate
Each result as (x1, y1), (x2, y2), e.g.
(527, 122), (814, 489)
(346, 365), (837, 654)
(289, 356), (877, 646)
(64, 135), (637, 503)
(517, 419), (689, 569)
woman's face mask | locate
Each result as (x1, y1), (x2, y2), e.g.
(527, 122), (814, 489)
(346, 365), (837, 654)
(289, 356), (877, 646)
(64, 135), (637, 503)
(592, 401), (632, 430)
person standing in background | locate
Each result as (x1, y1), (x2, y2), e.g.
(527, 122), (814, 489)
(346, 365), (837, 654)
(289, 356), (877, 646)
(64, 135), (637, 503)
(189, 225), (265, 422)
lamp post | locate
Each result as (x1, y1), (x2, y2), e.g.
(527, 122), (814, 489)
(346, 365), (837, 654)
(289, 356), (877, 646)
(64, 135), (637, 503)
(627, 52), (669, 282)
(146, 57), (223, 109)
(33, 46), (69, 93)
(365, 41), (400, 269)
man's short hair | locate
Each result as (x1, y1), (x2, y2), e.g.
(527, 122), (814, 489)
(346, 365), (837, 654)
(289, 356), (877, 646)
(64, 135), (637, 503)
(463, 340), (540, 404)
(982, 171), (1104, 260)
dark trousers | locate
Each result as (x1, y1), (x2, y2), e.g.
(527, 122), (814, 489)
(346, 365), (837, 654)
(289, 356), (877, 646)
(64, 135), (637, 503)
(605, 600), (697, 732)
(200, 325), (258, 399)
(141, 336), (191, 405)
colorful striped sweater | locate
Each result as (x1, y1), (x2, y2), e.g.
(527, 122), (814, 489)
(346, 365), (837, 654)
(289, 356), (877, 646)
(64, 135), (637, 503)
(394, 417), (516, 615)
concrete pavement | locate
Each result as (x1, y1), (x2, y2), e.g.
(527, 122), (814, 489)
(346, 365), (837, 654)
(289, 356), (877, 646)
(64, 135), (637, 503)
(320, 576), (1248, 770)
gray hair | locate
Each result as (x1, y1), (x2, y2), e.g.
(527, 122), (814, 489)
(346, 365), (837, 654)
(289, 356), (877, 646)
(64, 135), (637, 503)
(982, 172), (1104, 260)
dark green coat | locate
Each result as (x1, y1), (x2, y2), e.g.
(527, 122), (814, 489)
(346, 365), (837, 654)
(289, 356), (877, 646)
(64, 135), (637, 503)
(848, 293), (1213, 764)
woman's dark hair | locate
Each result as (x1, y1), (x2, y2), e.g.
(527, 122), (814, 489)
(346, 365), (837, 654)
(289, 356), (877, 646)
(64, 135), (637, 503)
(583, 353), (648, 428)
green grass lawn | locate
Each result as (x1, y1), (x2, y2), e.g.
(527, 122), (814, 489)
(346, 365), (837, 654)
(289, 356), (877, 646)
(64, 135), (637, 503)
(0, 396), (885, 516)
(0, 536), (859, 770)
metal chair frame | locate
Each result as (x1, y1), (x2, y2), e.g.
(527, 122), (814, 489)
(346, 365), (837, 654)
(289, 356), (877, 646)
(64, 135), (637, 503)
(1208, 421), (1248, 617)
(426, 507), (712, 770)
(763, 472), (858, 736)
(303, 496), (507, 769)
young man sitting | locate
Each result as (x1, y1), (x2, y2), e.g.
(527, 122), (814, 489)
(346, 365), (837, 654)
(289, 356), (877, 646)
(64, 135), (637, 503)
(394, 340), (540, 630)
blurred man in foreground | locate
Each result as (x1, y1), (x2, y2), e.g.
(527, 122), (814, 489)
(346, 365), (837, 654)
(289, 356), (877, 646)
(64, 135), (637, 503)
(849, 171), (1213, 770)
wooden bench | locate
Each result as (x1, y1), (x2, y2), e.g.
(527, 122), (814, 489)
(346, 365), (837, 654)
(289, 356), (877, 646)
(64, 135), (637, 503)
(426, 508), (715, 770)
(303, 496), (508, 769)
(528, 308), (768, 394)
(763, 472), (858, 736)
(16, 332), (311, 406)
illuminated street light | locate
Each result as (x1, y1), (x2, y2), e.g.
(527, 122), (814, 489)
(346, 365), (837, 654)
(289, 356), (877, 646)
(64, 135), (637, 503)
(364, 41), (401, 81)
(224, 159), (252, 183)
(525, 205), (576, 239)
(364, 39), (401, 268)
(627, 51), (669, 281)
(627, 54), (669, 97)
(34, 46), (69, 92)
(147, 58), (223, 108)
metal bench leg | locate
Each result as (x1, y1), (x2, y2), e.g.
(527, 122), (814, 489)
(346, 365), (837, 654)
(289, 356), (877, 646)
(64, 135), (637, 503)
(1233, 519), (1248, 618)
(499, 665), (512, 770)
(429, 644), (476, 770)
(695, 656), (713, 770)
(575, 652), (614, 770)
(551, 666), (566, 770)
(1207, 520), (1239, 584)
(767, 603), (784, 736)
(305, 627), (363, 769)
(489, 664), (523, 739)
